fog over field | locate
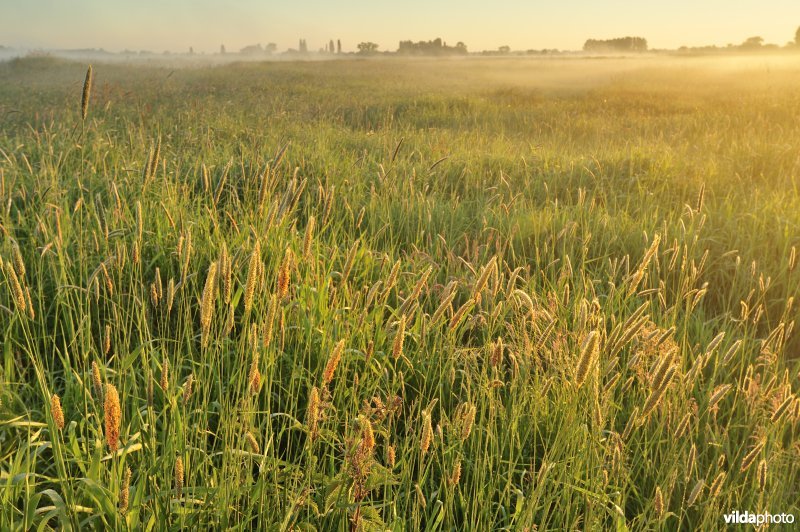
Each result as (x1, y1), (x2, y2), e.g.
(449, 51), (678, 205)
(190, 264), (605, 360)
(1, 45), (799, 530)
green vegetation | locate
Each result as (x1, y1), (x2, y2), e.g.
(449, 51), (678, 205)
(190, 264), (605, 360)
(1, 55), (799, 530)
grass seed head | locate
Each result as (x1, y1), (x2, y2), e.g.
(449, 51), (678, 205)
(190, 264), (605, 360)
(575, 330), (600, 388)
(119, 467), (131, 514)
(104, 384), (121, 452)
(392, 315), (406, 360)
(81, 65), (93, 120)
(245, 431), (260, 454)
(51, 394), (65, 431)
(420, 410), (433, 456)
(323, 339), (345, 386)
(174, 456), (184, 499)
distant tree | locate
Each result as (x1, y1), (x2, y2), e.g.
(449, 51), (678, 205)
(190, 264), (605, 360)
(329, 39), (335, 54)
(299, 39), (308, 53)
(337, 39), (342, 53)
(240, 44), (264, 54)
(498, 45), (511, 54)
(397, 38), (468, 55)
(357, 42), (379, 54)
(220, 44), (226, 54)
(583, 37), (647, 53)
(265, 43), (277, 54)
(740, 36), (764, 49)
(189, 46), (194, 55)
(795, 26), (800, 45)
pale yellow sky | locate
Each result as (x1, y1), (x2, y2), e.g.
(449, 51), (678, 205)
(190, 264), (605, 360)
(2, 0), (799, 53)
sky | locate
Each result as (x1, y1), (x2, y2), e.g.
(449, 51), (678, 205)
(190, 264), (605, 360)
(1, 0), (799, 54)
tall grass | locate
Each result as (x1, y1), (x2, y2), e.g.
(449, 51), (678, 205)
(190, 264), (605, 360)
(0, 55), (799, 530)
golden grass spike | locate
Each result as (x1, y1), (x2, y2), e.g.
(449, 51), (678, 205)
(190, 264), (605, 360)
(449, 298), (475, 332)
(51, 394), (65, 431)
(709, 471), (727, 498)
(245, 431), (260, 454)
(654, 486), (664, 518)
(249, 352), (261, 395)
(200, 261), (218, 347)
(104, 384), (121, 452)
(323, 339), (345, 386)
(449, 457), (462, 487)
(420, 410), (433, 456)
(183, 374), (194, 405)
(472, 256), (497, 304)
(740, 439), (764, 472)
(575, 330), (600, 388)
(392, 315), (406, 360)
(174, 456), (184, 499)
(104, 324), (112, 355)
(11, 240), (25, 278)
(91, 361), (103, 400)
(770, 395), (794, 423)
(7, 267), (27, 314)
(757, 459), (767, 491)
(160, 356), (169, 392)
(708, 384), (732, 410)
(686, 443), (696, 482)
(307, 386), (320, 440)
(673, 412), (692, 439)
(386, 445), (396, 468)
(490, 337), (503, 369)
(360, 417), (375, 454)
(119, 467), (131, 514)
(303, 216), (315, 259)
(642, 365), (676, 418)
(244, 241), (261, 315)
(277, 247), (292, 299)
(81, 65), (93, 120)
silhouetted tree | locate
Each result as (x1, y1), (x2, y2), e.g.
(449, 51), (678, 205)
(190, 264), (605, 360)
(357, 42), (379, 54)
(189, 46), (194, 55)
(583, 37), (647, 52)
(240, 44), (264, 54)
(741, 36), (763, 49)
(498, 45), (511, 54)
(796, 26), (800, 45)
(265, 43), (277, 54)
(220, 44), (226, 54)
(337, 39), (342, 53)
(397, 38), (468, 55)
(299, 39), (308, 53)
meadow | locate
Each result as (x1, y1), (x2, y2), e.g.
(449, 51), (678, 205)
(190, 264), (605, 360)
(1, 53), (799, 530)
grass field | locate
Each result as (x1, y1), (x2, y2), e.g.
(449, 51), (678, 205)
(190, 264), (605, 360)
(1, 54), (799, 530)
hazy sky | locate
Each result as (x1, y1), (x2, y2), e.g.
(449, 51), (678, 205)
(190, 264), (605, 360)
(2, 0), (799, 53)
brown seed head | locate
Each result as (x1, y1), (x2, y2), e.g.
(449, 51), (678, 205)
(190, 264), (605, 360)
(654, 486), (664, 518)
(392, 315), (406, 360)
(51, 394), (65, 431)
(160, 356), (170, 392)
(249, 352), (261, 395)
(174, 456), (184, 499)
(323, 339), (345, 386)
(420, 410), (433, 456)
(183, 374), (194, 405)
(81, 65), (93, 120)
(91, 361), (103, 400)
(104, 384), (121, 452)
(200, 261), (218, 347)
(245, 431), (260, 454)
(277, 247), (292, 299)
(575, 330), (600, 388)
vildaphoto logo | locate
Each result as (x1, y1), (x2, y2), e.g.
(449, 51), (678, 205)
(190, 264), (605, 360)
(723, 511), (795, 525)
